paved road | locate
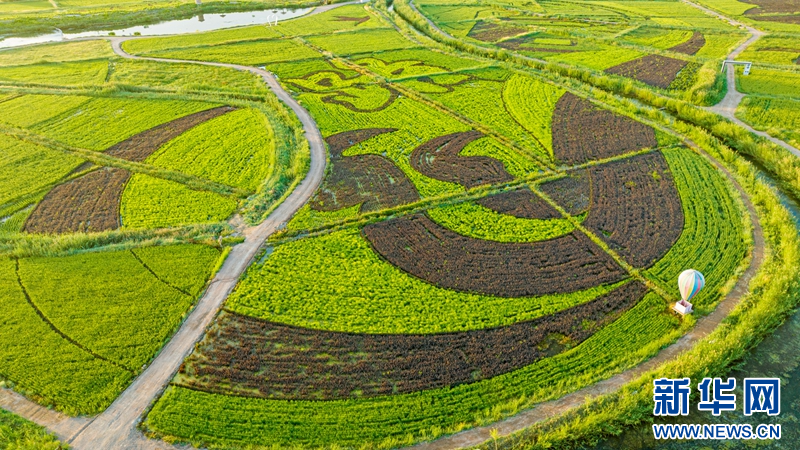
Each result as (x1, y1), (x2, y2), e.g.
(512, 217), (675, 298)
(682, 0), (799, 156)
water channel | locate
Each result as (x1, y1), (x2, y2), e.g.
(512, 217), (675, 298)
(0, 7), (311, 49)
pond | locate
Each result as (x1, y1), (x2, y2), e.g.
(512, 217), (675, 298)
(0, 7), (312, 49)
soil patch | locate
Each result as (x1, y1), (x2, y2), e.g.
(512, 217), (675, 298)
(334, 15), (370, 25)
(583, 152), (684, 268)
(539, 172), (590, 215)
(669, 32), (706, 55)
(180, 282), (647, 400)
(743, 0), (800, 14)
(410, 130), (513, 188)
(605, 54), (689, 89)
(552, 93), (657, 165)
(24, 168), (129, 234)
(363, 213), (627, 297)
(311, 128), (420, 212)
(468, 21), (527, 42)
(476, 188), (561, 219)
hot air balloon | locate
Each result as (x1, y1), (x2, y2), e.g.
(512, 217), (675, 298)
(674, 269), (704, 315)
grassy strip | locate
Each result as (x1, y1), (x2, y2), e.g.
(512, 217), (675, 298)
(0, 223), (231, 258)
(0, 124), (249, 198)
(0, 409), (64, 449)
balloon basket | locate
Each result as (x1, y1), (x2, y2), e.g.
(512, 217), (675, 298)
(672, 300), (693, 315)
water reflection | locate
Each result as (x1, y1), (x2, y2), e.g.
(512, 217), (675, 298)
(0, 7), (311, 49)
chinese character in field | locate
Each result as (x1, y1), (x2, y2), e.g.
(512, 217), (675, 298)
(697, 378), (737, 416)
(744, 378), (780, 416)
(653, 378), (691, 416)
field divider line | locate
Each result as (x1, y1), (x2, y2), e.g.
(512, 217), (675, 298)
(12, 258), (136, 374)
(268, 171), (563, 245)
(528, 183), (676, 302)
(293, 37), (559, 172)
(128, 249), (193, 298)
(0, 125), (248, 198)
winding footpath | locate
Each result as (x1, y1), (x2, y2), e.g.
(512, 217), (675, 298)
(66, 41), (326, 450)
(3, 16), (331, 450)
(682, 0), (799, 156)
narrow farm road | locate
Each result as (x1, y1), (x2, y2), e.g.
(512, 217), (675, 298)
(407, 142), (765, 450)
(0, 389), (89, 441)
(63, 39), (328, 450)
(682, 0), (800, 156)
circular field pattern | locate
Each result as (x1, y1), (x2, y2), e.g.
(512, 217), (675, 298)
(148, 60), (750, 449)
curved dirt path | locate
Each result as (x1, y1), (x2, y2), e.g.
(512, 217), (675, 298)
(63, 38), (327, 450)
(681, 0), (799, 156)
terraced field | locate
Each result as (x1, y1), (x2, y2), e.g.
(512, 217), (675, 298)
(2, 1), (797, 450)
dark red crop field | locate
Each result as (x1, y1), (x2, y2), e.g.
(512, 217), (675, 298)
(410, 130), (514, 188)
(477, 188), (561, 219)
(552, 93), (657, 165)
(583, 152), (684, 267)
(363, 213), (627, 297)
(669, 32), (706, 55)
(180, 281), (648, 399)
(605, 55), (689, 89)
(25, 167), (129, 234)
(311, 128), (420, 212)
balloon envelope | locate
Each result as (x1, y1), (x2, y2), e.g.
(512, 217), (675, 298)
(678, 269), (705, 302)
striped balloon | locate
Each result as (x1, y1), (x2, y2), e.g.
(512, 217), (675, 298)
(678, 269), (705, 302)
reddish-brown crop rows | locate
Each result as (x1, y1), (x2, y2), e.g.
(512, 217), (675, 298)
(410, 130), (514, 188)
(605, 54), (689, 89)
(552, 93), (657, 165)
(180, 281), (648, 399)
(311, 128), (420, 212)
(24, 106), (234, 234)
(583, 152), (684, 268)
(743, 0), (800, 14)
(24, 168), (129, 234)
(468, 21), (528, 42)
(362, 213), (627, 297)
(539, 172), (590, 215)
(669, 32), (706, 56)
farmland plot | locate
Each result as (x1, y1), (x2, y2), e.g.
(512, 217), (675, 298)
(0, 245), (220, 415)
(146, 48), (749, 446)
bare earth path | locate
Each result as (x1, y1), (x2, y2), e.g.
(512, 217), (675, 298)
(682, 0), (800, 156)
(61, 41), (327, 450)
